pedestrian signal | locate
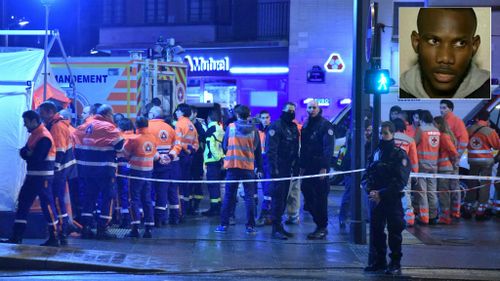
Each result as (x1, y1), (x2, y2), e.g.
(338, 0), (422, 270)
(364, 69), (390, 94)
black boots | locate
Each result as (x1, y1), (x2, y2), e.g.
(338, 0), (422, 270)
(126, 225), (140, 238)
(307, 227), (328, 240)
(40, 226), (59, 247)
(271, 224), (294, 240)
(1, 223), (25, 244)
(385, 253), (402, 275)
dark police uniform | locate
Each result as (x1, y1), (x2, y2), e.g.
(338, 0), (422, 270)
(299, 114), (335, 239)
(365, 139), (411, 274)
(266, 114), (299, 238)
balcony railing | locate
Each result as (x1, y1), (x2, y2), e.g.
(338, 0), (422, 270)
(257, 1), (290, 40)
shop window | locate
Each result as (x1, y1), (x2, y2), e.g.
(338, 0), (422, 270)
(102, 0), (125, 25)
(145, 0), (168, 24)
(187, 78), (236, 107)
(188, 0), (215, 23)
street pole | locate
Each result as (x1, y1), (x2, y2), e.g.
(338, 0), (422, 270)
(371, 4), (381, 152)
(349, 0), (369, 244)
(43, 2), (50, 102)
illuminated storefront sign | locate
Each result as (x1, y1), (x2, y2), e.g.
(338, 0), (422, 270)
(184, 55), (230, 72)
(303, 98), (330, 107)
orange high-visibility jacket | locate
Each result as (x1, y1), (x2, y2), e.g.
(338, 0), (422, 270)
(467, 120), (500, 165)
(394, 132), (419, 173)
(415, 124), (440, 168)
(405, 120), (416, 139)
(437, 132), (459, 172)
(444, 111), (468, 155)
(123, 128), (158, 174)
(73, 115), (124, 177)
(173, 116), (199, 157)
(117, 130), (136, 168)
(149, 119), (177, 160)
(46, 113), (76, 175)
(223, 122), (259, 171)
(26, 124), (56, 177)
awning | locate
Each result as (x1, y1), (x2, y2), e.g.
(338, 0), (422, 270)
(32, 82), (70, 109)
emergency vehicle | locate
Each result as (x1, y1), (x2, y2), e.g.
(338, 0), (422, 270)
(50, 56), (188, 119)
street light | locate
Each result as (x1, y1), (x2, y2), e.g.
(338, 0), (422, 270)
(41, 0), (56, 102)
(5, 16), (30, 47)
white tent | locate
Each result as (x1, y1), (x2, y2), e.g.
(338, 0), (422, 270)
(0, 48), (67, 211)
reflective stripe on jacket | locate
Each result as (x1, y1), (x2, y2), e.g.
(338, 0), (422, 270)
(467, 120), (500, 165)
(73, 114), (123, 177)
(444, 111), (468, 155)
(204, 121), (225, 163)
(47, 113), (76, 175)
(173, 116), (199, 157)
(26, 124), (56, 177)
(438, 133), (459, 172)
(123, 128), (157, 174)
(415, 125), (440, 167)
(394, 132), (419, 173)
(224, 123), (256, 170)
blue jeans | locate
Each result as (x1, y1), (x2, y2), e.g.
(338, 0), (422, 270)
(220, 168), (256, 227)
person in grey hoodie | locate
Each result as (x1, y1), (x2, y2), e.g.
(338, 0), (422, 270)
(400, 8), (490, 99)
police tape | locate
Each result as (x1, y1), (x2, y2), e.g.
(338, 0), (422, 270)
(116, 169), (367, 184)
(116, 168), (500, 184)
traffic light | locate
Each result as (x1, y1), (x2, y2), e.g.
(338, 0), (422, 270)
(364, 69), (390, 94)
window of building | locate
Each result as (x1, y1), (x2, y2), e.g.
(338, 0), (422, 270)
(145, 0), (168, 24)
(102, 0), (126, 25)
(188, 0), (215, 23)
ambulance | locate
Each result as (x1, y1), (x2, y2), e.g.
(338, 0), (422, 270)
(50, 56), (188, 120)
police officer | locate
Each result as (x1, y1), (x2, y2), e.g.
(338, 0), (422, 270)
(364, 121), (410, 275)
(299, 101), (334, 240)
(1, 110), (59, 247)
(256, 110), (273, 226)
(267, 103), (299, 239)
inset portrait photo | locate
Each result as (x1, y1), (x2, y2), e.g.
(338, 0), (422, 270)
(399, 7), (491, 99)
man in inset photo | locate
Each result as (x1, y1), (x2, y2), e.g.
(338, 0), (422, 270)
(399, 8), (491, 99)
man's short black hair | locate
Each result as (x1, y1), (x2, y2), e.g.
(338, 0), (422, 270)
(207, 109), (220, 122)
(91, 103), (103, 115)
(393, 118), (406, 133)
(390, 106), (402, 114)
(97, 104), (113, 116)
(176, 103), (191, 117)
(476, 110), (489, 121)
(22, 110), (41, 123)
(235, 105), (250, 120)
(135, 116), (149, 129)
(440, 100), (454, 111)
(381, 121), (395, 134)
(113, 113), (125, 124)
(420, 110), (434, 124)
(259, 110), (270, 116)
(38, 101), (58, 114)
(117, 118), (134, 131)
(417, 8), (477, 35)
(152, 97), (161, 106)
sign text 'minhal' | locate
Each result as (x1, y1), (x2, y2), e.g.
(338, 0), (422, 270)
(184, 55), (230, 72)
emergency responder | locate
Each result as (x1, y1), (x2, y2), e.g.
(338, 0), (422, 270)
(256, 110), (272, 226)
(464, 110), (500, 220)
(266, 102), (299, 240)
(189, 106), (206, 215)
(115, 118), (135, 228)
(148, 106), (180, 226)
(73, 104), (124, 239)
(123, 117), (158, 238)
(433, 116), (459, 225)
(215, 105), (263, 235)
(173, 103), (199, 219)
(38, 102), (76, 245)
(393, 118), (419, 227)
(364, 121), (410, 275)
(300, 100), (335, 240)
(440, 100), (468, 218)
(202, 110), (225, 216)
(1, 110), (59, 246)
(414, 110), (440, 225)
